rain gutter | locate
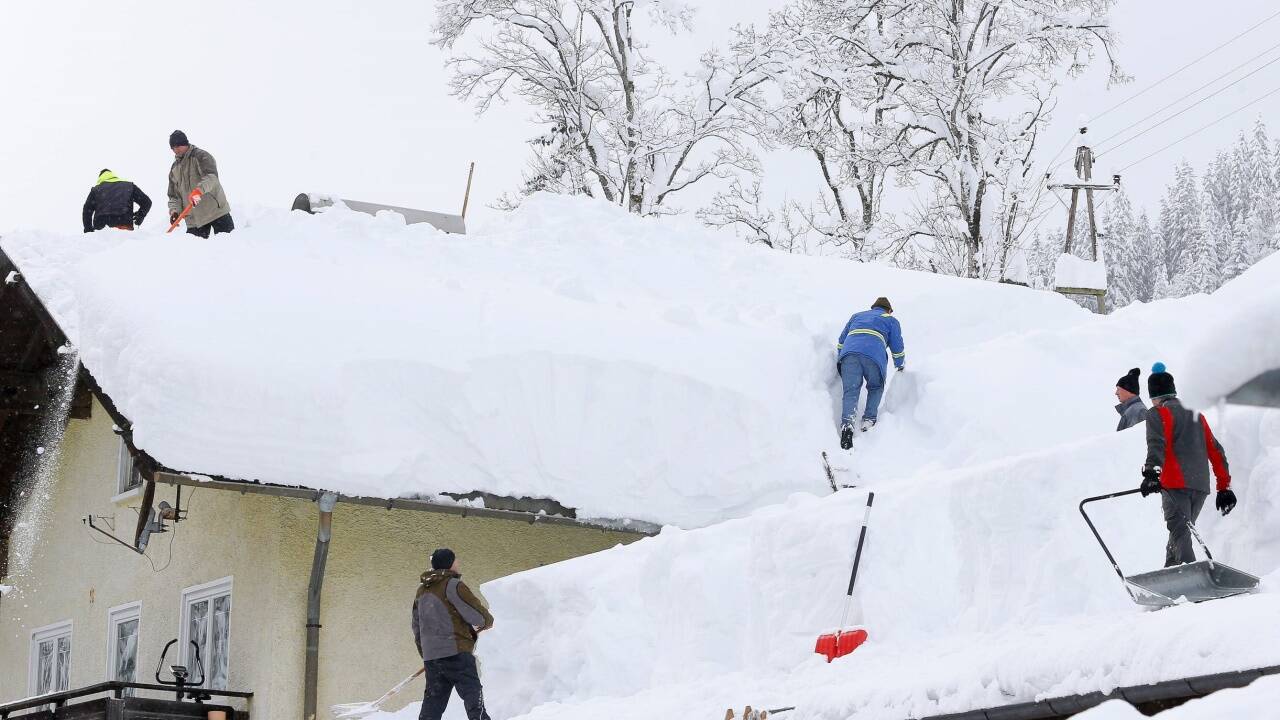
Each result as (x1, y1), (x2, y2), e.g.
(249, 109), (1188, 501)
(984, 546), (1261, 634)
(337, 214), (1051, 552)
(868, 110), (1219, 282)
(918, 663), (1280, 720)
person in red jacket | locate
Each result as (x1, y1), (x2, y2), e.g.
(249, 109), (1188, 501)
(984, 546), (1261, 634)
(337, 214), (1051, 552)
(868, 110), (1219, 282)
(1139, 363), (1238, 567)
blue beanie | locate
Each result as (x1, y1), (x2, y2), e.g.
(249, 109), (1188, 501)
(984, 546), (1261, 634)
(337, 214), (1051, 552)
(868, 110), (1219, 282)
(1148, 362), (1176, 398)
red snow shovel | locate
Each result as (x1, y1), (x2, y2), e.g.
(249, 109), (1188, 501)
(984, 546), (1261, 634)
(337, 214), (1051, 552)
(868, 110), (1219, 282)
(815, 491), (873, 662)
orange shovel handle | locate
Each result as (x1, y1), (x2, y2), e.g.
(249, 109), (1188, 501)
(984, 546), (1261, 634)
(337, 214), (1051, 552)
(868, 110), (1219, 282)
(167, 202), (195, 234)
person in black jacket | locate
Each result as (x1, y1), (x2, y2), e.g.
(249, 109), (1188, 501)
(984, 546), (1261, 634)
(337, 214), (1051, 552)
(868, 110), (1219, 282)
(83, 169), (152, 232)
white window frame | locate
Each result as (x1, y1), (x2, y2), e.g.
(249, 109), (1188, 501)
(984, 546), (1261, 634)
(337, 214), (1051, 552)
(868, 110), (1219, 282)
(105, 602), (142, 688)
(178, 577), (233, 689)
(112, 438), (143, 503)
(28, 619), (73, 697)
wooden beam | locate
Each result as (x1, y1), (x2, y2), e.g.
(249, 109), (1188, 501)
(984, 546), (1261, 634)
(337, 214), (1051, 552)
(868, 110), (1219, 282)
(1063, 188), (1080, 255)
(1048, 183), (1118, 191)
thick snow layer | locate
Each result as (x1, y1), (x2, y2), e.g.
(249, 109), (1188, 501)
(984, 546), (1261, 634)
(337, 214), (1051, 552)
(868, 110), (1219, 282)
(1054, 252), (1108, 290)
(1182, 251), (1280, 408)
(355, 248), (1280, 720)
(1, 195), (1099, 527)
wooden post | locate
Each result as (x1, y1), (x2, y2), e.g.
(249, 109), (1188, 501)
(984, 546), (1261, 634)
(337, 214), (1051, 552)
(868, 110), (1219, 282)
(461, 162), (476, 220)
(1063, 188), (1080, 254)
(1085, 187), (1099, 261)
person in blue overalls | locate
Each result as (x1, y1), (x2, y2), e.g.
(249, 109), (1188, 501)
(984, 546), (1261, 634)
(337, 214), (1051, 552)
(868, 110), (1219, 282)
(836, 297), (905, 449)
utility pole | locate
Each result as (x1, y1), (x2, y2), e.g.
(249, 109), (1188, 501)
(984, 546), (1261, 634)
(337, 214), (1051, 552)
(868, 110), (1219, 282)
(1048, 128), (1120, 313)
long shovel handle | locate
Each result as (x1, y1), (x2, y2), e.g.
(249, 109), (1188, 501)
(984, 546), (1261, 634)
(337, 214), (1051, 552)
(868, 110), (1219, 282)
(846, 492), (874, 597)
(167, 202), (195, 234)
(1079, 488), (1142, 600)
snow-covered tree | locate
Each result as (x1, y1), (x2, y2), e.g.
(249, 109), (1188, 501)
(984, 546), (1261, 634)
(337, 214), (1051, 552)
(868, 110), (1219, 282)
(811, 0), (1123, 279)
(1101, 189), (1137, 306)
(432, 0), (785, 215)
(1130, 212), (1164, 302)
(1177, 191), (1225, 295)
(1158, 161), (1201, 281)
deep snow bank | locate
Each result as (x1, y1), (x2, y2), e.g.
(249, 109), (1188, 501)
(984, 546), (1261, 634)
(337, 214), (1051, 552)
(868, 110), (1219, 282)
(358, 251), (1280, 720)
(1, 195), (1118, 527)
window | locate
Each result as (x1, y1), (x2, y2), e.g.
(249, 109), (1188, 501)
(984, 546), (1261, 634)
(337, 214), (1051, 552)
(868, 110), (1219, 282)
(29, 620), (72, 697)
(179, 578), (232, 690)
(115, 438), (142, 498)
(106, 602), (141, 694)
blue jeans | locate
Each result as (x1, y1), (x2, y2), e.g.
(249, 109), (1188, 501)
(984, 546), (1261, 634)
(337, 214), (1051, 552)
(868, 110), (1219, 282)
(839, 354), (885, 426)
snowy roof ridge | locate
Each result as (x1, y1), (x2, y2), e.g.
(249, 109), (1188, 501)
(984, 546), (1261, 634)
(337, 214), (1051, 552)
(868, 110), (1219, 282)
(0, 241), (653, 534)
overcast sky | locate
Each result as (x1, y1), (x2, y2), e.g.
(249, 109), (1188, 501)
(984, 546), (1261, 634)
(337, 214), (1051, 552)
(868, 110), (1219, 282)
(2, 0), (1277, 234)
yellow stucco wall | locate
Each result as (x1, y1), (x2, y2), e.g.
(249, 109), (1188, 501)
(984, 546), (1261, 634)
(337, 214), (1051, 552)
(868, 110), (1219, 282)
(0, 398), (640, 717)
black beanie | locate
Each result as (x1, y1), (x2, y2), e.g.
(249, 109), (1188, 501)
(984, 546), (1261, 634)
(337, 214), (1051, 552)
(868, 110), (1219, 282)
(430, 548), (456, 570)
(1148, 362), (1177, 399)
(872, 297), (893, 313)
(169, 130), (189, 148)
(1116, 368), (1141, 395)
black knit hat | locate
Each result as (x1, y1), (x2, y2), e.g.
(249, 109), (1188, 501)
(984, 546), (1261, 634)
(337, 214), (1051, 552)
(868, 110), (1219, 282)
(430, 548), (456, 570)
(872, 297), (893, 313)
(169, 130), (189, 148)
(1116, 368), (1141, 395)
(1148, 362), (1177, 399)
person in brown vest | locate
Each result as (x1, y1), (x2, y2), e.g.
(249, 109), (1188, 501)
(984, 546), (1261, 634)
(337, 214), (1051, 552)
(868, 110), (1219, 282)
(410, 548), (494, 720)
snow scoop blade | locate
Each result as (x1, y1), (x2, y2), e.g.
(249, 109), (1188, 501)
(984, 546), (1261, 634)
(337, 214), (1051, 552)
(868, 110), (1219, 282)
(814, 628), (867, 662)
(1125, 560), (1260, 608)
(330, 667), (425, 719)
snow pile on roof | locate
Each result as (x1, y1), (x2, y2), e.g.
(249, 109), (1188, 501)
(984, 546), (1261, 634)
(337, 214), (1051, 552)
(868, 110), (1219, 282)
(1054, 252), (1108, 290)
(1, 195), (1106, 527)
(356, 252), (1280, 720)
(1182, 251), (1280, 408)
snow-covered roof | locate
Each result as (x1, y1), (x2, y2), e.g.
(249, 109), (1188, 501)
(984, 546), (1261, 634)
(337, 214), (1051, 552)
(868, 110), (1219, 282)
(1183, 251), (1280, 408)
(0, 195), (1087, 528)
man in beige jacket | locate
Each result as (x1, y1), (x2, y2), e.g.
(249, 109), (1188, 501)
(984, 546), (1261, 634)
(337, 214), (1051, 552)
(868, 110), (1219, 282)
(167, 130), (234, 237)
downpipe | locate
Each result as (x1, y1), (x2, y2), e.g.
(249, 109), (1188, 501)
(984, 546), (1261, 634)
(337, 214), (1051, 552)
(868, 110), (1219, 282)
(304, 492), (339, 720)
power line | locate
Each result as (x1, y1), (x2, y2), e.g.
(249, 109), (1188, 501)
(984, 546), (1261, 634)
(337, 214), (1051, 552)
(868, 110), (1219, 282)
(1096, 52), (1280, 156)
(1115, 84), (1280, 172)
(1093, 40), (1280, 152)
(1087, 7), (1280, 125)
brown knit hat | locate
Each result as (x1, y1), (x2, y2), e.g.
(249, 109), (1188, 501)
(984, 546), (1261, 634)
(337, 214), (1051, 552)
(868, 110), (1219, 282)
(872, 297), (893, 313)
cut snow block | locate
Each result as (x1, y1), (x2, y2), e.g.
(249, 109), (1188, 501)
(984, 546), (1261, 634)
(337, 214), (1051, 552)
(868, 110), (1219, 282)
(815, 628), (868, 662)
(1054, 253), (1108, 291)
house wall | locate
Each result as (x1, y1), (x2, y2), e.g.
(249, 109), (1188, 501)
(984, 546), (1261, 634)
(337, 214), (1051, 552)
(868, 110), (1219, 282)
(0, 398), (640, 717)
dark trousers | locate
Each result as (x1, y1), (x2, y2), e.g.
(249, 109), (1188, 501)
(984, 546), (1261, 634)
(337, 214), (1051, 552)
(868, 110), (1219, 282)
(1162, 488), (1208, 567)
(419, 652), (490, 720)
(187, 213), (235, 238)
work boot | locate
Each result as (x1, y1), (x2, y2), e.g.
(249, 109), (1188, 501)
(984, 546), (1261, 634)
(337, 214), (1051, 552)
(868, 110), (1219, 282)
(860, 417), (877, 432)
(840, 425), (854, 450)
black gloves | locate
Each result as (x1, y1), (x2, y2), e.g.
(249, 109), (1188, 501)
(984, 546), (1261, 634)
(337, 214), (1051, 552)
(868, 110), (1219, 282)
(133, 212), (145, 227)
(1216, 489), (1237, 516)
(1140, 466), (1162, 497)
(896, 365), (905, 373)
(169, 211), (179, 224)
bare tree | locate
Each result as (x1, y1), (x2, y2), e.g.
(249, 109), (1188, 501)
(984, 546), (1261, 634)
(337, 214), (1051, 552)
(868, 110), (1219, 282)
(433, 0), (787, 215)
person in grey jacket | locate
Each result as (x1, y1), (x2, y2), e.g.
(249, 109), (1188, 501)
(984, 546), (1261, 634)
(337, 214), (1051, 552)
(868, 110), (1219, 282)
(1139, 363), (1237, 567)
(166, 130), (234, 238)
(411, 548), (494, 720)
(1114, 368), (1146, 431)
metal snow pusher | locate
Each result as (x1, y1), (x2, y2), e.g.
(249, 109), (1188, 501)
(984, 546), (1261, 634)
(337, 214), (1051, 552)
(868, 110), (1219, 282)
(1079, 488), (1260, 609)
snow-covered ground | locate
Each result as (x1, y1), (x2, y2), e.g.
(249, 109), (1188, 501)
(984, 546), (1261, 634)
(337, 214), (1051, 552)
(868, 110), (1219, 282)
(6, 196), (1279, 718)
